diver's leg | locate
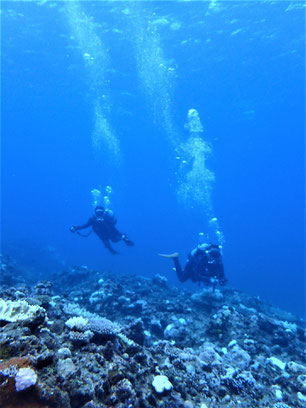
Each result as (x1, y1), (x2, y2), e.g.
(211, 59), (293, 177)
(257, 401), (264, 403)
(159, 253), (186, 282)
(121, 234), (134, 246)
(101, 238), (118, 255)
(109, 227), (122, 243)
(173, 257), (186, 281)
(110, 228), (134, 246)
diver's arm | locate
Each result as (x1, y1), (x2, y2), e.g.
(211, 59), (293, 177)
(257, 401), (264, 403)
(218, 262), (225, 279)
(217, 263), (227, 285)
(71, 218), (93, 232)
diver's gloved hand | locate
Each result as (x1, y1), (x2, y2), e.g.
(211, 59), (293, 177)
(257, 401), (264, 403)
(70, 226), (76, 233)
(110, 249), (119, 255)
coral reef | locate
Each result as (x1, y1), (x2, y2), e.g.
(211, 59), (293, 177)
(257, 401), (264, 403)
(0, 260), (304, 407)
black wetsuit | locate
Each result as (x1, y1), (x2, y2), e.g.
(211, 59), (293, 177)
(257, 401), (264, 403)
(174, 244), (226, 286)
(74, 215), (127, 254)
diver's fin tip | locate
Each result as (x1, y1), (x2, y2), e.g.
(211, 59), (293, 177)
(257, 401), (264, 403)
(158, 253), (179, 259)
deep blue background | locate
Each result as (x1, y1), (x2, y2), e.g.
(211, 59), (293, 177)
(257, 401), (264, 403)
(2, 1), (305, 317)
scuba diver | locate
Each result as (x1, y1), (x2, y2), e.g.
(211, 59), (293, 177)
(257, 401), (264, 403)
(159, 242), (227, 289)
(70, 206), (134, 255)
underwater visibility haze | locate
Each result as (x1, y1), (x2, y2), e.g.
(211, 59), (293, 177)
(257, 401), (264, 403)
(2, 1), (305, 316)
(1, 2), (306, 408)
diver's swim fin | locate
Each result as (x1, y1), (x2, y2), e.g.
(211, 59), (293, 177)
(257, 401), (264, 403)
(158, 253), (179, 259)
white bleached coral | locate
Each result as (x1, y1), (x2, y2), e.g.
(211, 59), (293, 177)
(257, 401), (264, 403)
(15, 367), (37, 392)
(0, 298), (45, 323)
(65, 316), (88, 330)
(152, 375), (173, 393)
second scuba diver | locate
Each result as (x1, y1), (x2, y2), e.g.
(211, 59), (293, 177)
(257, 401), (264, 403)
(159, 242), (227, 289)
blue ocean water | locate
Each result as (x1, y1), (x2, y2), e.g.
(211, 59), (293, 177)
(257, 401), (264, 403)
(1, 1), (305, 317)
